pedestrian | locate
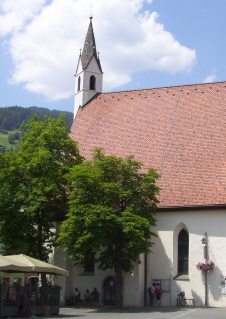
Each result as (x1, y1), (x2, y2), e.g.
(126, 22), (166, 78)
(147, 283), (156, 306)
(156, 283), (163, 306)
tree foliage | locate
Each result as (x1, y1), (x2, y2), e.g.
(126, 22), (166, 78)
(8, 132), (20, 144)
(0, 114), (82, 262)
(57, 148), (160, 308)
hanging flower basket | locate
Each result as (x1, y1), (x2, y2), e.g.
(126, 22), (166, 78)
(196, 261), (215, 271)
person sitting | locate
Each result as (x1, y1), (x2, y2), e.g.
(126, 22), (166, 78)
(83, 289), (91, 305)
(65, 294), (74, 306)
(90, 287), (100, 304)
(73, 287), (80, 304)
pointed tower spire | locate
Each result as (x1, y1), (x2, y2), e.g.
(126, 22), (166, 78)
(81, 17), (102, 72)
(73, 17), (103, 117)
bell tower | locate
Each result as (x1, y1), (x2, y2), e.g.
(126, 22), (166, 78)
(74, 17), (103, 117)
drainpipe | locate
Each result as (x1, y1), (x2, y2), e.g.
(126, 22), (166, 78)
(144, 253), (147, 306)
(204, 270), (207, 306)
(202, 232), (208, 306)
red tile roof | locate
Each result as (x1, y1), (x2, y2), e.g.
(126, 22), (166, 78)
(70, 81), (226, 208)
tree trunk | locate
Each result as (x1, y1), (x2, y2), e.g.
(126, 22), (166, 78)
(37, 227), (48, 306)
(114, 263), (123, 308)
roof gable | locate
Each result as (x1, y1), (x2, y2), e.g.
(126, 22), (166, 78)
(85, 56), (103, 73)
(76, 58), (83, 76)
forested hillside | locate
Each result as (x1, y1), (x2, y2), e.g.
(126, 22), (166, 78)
(0, 106), (73, 130)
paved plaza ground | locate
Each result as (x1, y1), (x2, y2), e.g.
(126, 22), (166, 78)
(40, 306), (226, 319)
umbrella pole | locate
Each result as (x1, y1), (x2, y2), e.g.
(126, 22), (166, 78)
(41, 273), (48, 306)
(0, 283), (2, 319)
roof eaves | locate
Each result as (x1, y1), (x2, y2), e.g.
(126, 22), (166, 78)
(157, 204), (226, 212)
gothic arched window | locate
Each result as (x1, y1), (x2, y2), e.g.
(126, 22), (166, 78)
(178, 229), (189, 275)
(89, 75), (96, 90)
(77, 76), (81, 92)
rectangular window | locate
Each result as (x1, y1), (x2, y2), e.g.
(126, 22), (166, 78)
(13, 277), (24, 285)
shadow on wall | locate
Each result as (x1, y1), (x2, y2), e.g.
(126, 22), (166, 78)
(191, 289), (203, 306)
(208, 266), (224, 302)
(149, 231), (173, 306)
(193, 266), (224, 305)
(150, 229), (173, 277)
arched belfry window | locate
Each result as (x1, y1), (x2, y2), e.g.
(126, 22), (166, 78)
(77, 76), (81, 92)
(178, 229), (189, 275)
(89, 75), (96, 90)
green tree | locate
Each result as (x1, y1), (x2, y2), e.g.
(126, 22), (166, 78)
(8, 132), (20, 144)
(0, 114), (82, 263)
(57, 148), (160, 308)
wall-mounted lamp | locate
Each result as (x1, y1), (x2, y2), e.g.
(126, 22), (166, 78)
(202, 237), (207, 245)
(202, 233), (208, 260)
(201, 232), (208, 306)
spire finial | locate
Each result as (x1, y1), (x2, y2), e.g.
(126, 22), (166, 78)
(90, 3), (93, 19)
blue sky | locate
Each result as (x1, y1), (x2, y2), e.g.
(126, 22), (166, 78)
(0, 0), (225, 114)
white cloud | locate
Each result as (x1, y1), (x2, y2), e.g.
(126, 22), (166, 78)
(203, 74), (217, 83)
(0, 0), (196, 101)
(0, 0), (46, 35)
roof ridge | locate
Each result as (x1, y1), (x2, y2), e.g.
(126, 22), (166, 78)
(100, 80), (226, 95)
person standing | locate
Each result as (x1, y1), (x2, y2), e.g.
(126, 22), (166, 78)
(147, 283), (156, 306)
(156, 283), (163, 306)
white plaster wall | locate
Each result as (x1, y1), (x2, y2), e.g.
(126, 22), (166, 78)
(76, 59), (83, 75)
(64, 260), (141, 307)
(83, 70), (102, 92)
(53, 221), (142, 307)
(123, 260), (143, 307)
(74, 56), (103, 117)
(53, 210), (226, 307)
(138, 254), (145, 306)
(74, 69), (84, 116)
(52, 222), (75, 305)
(149, 209), (226, 307)
(70, 264), (114, 305)
(86, 57), (102, 75)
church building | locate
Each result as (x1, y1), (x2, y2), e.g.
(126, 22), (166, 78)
(56, 17), (226, 307)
